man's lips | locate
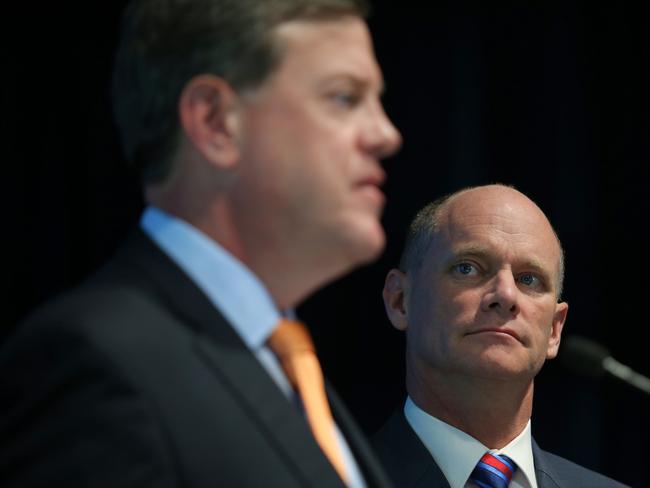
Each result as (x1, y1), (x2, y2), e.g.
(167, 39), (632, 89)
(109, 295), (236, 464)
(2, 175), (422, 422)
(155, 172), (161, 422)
(356, 169), (386, 189)
(355, 171), (386, 208)
(466, 328), (522, 342)
(356, 183), (385, 208)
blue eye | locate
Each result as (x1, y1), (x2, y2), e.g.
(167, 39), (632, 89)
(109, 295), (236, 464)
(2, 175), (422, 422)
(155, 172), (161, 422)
(454, 262), (477, 276)
(518, 273), (539, 287)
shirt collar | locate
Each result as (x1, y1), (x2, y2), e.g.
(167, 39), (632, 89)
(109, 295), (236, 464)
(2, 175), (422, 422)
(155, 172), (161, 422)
(498, 417), (537, 488)
(140, 206), (283, 349)
(404, 396), (537, 488)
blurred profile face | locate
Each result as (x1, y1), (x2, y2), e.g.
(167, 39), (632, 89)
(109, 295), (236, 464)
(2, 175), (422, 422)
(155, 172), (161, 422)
(402, 186), (568, 383)
(232, 16), (401, 284)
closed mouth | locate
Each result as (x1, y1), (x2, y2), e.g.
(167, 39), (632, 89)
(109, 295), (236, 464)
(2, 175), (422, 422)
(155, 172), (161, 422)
(466, 328), (521, 342)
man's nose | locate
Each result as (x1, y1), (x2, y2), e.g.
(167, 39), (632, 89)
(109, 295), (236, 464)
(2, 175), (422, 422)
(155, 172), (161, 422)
(481, 269), (519, 317)
(362, 101), (402, 159)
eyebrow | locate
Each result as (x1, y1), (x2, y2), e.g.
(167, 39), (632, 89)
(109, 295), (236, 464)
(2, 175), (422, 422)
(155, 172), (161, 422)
(319, 72), (385, 94)
(447, 244), (491, 261)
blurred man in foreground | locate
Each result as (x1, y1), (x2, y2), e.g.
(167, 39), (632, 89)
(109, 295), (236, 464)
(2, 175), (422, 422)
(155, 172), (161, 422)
(0, 0), (401, 486)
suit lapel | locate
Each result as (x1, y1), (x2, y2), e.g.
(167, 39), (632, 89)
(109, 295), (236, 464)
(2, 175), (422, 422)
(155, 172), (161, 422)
(533, 440), (564, 488)
(115, 230), (345, 487)
(326, 384), (393, 488)
(373, 409), (450, 488)
(195, 336), (344, 487)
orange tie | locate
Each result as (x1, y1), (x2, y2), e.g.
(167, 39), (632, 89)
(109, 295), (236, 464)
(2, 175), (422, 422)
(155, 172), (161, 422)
(267, 319), (349, 485)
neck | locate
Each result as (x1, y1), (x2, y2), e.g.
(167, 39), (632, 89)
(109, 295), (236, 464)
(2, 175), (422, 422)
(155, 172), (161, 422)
(407, 366), (534, 449)
(146, 178), (347, 311)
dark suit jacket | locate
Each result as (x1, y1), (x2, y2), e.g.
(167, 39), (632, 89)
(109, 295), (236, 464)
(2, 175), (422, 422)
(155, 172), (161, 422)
(0, 230), (392, 487)
(373, 409), (630, 488)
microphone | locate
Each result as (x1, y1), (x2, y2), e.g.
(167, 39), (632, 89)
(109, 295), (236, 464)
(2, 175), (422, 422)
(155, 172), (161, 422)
(560, 335), (650, 396)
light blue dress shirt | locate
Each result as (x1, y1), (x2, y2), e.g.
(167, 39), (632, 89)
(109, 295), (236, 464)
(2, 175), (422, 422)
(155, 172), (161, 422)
(140, 206), (365, 487)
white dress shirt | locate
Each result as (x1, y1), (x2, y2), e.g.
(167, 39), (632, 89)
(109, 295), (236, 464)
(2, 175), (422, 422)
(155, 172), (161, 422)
(404, 396), (538, 488)
(140, 206), (365, 488)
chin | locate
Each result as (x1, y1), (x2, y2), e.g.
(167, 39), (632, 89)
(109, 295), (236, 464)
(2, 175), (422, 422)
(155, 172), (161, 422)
(463, 346), (519, 372)
(323, 215), (386, 278)
(476, 358), (534, 381)
(349, 222), (386, 265)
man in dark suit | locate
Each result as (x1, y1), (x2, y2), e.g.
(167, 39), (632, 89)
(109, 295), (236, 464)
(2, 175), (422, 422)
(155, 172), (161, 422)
(0, 0), (401, 486)
(374, 184), (629, 488)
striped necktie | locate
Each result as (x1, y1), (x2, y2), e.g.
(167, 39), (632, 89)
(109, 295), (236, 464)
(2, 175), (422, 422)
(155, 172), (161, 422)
(469, 452), (516, 488)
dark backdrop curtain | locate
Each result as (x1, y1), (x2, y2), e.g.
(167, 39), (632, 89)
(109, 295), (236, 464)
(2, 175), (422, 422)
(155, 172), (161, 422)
(4, 1), (649, 486)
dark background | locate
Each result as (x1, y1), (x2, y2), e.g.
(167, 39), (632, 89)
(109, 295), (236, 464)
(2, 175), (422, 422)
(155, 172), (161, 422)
(4, 2), (649, 486)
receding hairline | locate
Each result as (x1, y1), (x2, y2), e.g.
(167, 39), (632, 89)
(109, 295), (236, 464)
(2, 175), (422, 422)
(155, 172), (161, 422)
(398, 184), (566, 298)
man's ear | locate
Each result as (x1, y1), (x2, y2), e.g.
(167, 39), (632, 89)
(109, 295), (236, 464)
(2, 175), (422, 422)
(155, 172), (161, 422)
(383, 269), (409, 331)
(179, 74), (241, 169)
(546, 301), (569, 359)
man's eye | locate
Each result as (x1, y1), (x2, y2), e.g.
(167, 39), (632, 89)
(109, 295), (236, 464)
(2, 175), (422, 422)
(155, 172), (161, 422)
(453, 263), (477, 276)
(329, 91), (360, 107)
(518, 273), (540, 287)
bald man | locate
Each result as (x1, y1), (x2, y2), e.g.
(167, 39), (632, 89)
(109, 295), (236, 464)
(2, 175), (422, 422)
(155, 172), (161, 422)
(373, 185), (628, 488)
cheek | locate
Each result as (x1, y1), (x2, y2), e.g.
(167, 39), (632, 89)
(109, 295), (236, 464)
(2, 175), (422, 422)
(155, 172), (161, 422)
(523, 303), (559, 352)
(445, 289), (482, 324)
(289, 130), (354, 192)
(407, 293), (453, 348)
(409, 284), (477, 327)
(530, 302), (557, 331)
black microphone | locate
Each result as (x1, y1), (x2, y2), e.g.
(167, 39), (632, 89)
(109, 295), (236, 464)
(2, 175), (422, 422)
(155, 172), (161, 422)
(560, 335), (650, 396)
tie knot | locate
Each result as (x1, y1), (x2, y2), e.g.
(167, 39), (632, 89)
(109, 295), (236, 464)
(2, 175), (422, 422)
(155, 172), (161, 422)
(470, 452), (516, 488)
(267, 318), (315, 358)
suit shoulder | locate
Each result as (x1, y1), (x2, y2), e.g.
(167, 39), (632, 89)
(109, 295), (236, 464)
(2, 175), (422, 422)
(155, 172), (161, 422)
(536, 448), (631, 487)
(18, 248), (187, 329)
(372, 409), (406, 458)
(1, 269), (197, 386)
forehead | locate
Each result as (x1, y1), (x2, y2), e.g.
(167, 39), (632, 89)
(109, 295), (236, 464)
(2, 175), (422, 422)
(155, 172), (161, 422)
(269, 16), (383, 88)
(429, 190), (561, 269)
